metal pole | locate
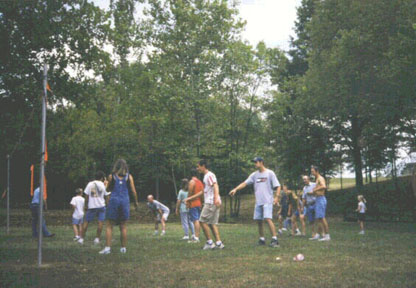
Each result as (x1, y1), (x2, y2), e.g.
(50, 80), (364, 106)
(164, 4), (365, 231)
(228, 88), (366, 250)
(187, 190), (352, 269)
(38, 63), (47, 266)
(6, 154), (10, 235)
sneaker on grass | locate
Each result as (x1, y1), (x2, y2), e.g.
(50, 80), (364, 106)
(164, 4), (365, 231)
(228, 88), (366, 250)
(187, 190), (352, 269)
(270, 239), (279, 248)
(202, 242), (215, 250)
(309, 234), (320, 241)
(318, 235), (331, 242)
(214, 243), (225, 250)
(120, 247), (126, 254)
(94, 238), (100, 245)
(99, 247), (111, 255)
(258, 239), (266, 246)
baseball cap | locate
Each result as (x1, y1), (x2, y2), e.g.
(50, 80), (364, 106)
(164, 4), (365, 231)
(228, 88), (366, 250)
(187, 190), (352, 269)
(252, 157), (264, 163)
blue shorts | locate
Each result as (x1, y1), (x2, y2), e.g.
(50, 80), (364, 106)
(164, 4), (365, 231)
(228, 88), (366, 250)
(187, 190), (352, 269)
(254, 203), (273, 220)
(306, 204), (315, 222)
(315, 196), (327, 219)
(189, 207), (201, 222)
(106, 197), (130, 222)
(85, 207), (106, 222)
(72, 217), (84, 225)
(295, 207), (306, 217)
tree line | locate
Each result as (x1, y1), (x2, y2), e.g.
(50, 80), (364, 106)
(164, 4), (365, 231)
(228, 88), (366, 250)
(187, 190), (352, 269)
(1, 0), (415, 209)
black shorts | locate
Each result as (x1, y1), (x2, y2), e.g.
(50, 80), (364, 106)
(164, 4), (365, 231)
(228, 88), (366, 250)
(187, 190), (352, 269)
(358, 213), (366, 221)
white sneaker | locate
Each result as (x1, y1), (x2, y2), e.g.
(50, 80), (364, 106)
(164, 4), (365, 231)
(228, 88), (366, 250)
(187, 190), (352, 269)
(309, 234), (320, 241)
(77, 238), (84, 244)
(202, 242), (215, 250)
(182, 236), (189, 240)
(73, 236), (80, 241)
(188, 238), (200, 243)
(154, 231), (159, 236)
(214, 242), (225, 249)
(295, 231), (302, 236)
(282, 228), (287, 232)
(161, 231), (166, 236)
(99, 247), (111, 255)
(319, 235), (331, 242)
(120, 247), (126, 254)
(94, 238), (100, 245)
(359, 231), (365, 235)
(278, 229), (283, 235)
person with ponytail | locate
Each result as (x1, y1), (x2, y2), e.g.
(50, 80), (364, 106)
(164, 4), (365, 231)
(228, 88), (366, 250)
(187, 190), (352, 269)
(99, 159), (139, 255)
(356, 195), (367, 235)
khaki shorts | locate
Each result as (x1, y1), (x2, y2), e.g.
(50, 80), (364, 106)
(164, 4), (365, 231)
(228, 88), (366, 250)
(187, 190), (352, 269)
(199, 204), (220, 225)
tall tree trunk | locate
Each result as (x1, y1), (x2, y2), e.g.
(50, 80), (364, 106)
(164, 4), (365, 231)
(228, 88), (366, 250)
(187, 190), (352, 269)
(351, 117), (363, 188)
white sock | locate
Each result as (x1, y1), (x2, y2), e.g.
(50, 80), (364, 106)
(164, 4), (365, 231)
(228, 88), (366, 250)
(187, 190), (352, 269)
(194, 237), (199, 240)
(259, 237), (265, 241)
(272, 236), (277, 240)
(207, 239), (213, 245)
(104, 246), (110, 251)
(216, 241), (222, 246)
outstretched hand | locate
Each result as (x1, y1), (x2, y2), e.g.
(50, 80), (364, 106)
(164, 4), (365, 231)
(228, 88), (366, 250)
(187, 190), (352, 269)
(229, 189), (237, 197)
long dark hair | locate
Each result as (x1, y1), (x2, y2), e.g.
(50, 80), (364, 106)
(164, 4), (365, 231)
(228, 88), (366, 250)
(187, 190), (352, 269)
(112, 159), (129, 177)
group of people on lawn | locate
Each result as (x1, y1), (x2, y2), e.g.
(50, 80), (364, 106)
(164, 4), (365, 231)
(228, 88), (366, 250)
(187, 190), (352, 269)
(32, 157), (367, 254)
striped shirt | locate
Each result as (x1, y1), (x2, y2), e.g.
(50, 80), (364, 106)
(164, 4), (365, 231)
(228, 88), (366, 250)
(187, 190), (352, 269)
(203, 171), (221, 205)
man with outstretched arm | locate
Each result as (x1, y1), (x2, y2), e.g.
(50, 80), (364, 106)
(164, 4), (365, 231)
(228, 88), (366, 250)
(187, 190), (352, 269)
(229, 157), (281, 248)
(185, 160), (224, 250)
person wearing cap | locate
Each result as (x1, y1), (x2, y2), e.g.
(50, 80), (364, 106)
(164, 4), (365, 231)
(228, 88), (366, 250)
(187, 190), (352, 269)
(229, 157), (281, 247)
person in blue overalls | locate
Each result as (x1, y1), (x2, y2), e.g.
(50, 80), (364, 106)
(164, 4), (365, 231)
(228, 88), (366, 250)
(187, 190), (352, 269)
(99, 159), (139, 255)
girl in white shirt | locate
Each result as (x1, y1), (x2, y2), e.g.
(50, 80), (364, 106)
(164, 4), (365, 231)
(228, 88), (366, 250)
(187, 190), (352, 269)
(355, 195), (367, 235)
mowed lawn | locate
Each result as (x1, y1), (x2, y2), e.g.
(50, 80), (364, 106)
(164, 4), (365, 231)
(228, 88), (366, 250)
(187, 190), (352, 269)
(1, 215), (415, 288)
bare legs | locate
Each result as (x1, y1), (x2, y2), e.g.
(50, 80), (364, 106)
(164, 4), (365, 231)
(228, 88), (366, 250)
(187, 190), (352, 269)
(72, 224), (81, 237)
(257, 219), (277, 238)
(299, 214), (306, 235)
(201, 222), (221, 242)
(105, 220), (127, 248)
(193, 220), (200, 238)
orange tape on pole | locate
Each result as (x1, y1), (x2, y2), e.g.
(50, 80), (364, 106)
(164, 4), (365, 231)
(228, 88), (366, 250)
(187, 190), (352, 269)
(30, 165), (34, 196)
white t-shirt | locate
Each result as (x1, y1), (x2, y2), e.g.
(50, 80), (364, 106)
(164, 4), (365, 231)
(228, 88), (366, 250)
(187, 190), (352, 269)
(70, 195), (85, 219)
(245, 169), (280, 205)
(358, 201), (366, 213)
(84, 180), (110, 209)
(203, 171), (221, 205)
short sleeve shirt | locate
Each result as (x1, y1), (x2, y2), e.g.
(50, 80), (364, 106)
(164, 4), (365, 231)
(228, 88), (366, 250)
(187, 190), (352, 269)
(177, 190), (189, 213)
(287, 192), (298, 210)
(203, 171), (221, 205)
(70, 196), (85, 219)
(245, 169), (280, 205)
(359, 202), (366, 213)
(84, 181), (109, 209)
(148, 200), (170, 214)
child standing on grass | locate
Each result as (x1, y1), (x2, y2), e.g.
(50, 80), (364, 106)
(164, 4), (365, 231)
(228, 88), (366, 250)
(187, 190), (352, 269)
(176, 179), (195, 240)
(356, 195), (367, 235)
(70, 188), (85, 241)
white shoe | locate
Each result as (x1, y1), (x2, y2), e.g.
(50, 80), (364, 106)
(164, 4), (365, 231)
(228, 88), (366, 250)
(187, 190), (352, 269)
(319, 235), (331, 242)
(154, 231), (159, 236)
(278, 229), (283, 235)
(309, 234), (320, 241)
(94, 238), (100, 245)
(282, 228), (287, 232)
(73, 236), (80, 241)
(359, 231), (365, 235)
(161, 231), (166, 236)
(99, 247), (111, 255)
(77, 238), (84, 244)
(120, 247), (126, 254)
(182, 236), (189, 240)
(214, 242), (225, 249)
(295, 231), (302, 236)
(202, 242), (215, 250)
(188, 238), (200, 243)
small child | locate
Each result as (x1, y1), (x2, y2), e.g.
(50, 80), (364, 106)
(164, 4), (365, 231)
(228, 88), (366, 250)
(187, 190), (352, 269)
(356, 195), (367, 235)
(70, 188), (85, 241)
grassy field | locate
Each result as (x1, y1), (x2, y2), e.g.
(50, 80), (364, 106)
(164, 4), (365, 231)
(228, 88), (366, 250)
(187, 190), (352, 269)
(1, 211), (415, 288)
(327, 177), (389, 191)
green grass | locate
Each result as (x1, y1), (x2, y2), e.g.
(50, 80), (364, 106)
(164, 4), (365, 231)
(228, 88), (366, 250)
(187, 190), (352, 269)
(327, 177), (389, 191)
(1, 214), (415, 288)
